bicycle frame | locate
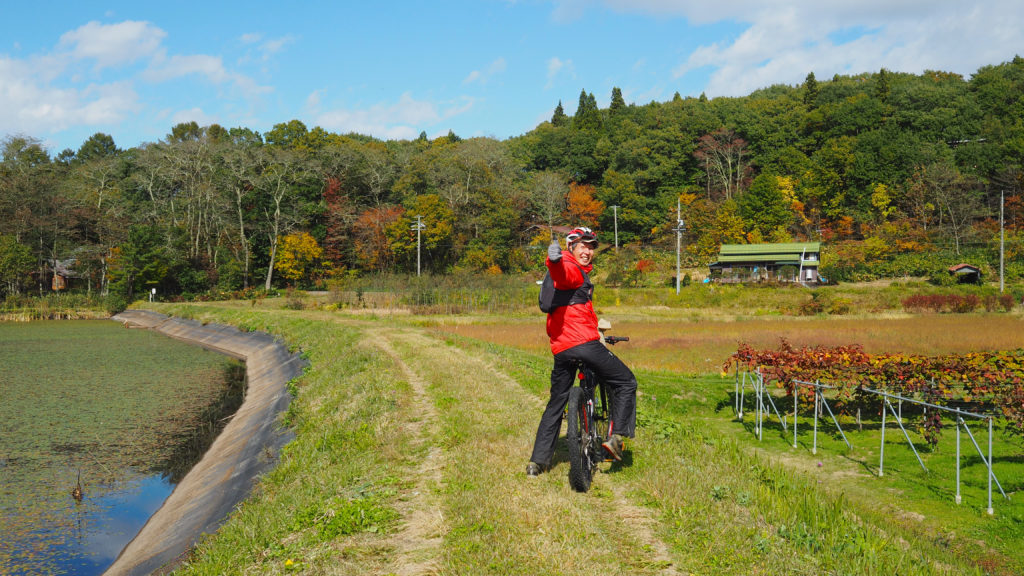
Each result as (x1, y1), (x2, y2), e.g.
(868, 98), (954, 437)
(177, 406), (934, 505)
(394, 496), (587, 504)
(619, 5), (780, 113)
(575, 361), (609, 460)
(565, 334), (628, 492)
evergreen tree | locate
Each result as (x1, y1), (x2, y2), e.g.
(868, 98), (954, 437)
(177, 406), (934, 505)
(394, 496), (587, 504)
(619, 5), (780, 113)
(803, 72), (819, 108)
(610, 87), (626, 112)
(573, 89), (602, 131)
(76, 133), (118, 163)
(875, 68), (890, 103)
(551, 101), (568, 126)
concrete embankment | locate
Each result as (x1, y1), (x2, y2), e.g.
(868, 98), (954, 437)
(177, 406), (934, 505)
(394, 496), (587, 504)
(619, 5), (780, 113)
(105, 309), (306, 576)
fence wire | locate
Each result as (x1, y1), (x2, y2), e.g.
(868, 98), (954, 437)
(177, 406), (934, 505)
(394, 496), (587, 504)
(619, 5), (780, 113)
(734, 369), (1008, 514)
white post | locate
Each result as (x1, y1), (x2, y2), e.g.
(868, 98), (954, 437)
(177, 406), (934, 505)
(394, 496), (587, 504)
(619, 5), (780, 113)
(879, 399), (887, 477)
(955, 417), (962, 504)
(812, 381), (819, 455)
(793, 383), (799, 448)
(675, 200), (684, 295)
(1000, 190), (1005, 293)
(412, 215), (425, 277)
(987, 417), (994, 515)
(611, 205), (619, 252)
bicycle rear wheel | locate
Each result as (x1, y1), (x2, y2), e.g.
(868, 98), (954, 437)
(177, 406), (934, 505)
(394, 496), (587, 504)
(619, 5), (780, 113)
(566, 387), (594, 492)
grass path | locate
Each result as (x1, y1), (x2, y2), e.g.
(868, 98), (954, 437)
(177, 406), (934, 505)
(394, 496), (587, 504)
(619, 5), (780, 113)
(379, 325), (684, 575)
(369, 329), (446, 576)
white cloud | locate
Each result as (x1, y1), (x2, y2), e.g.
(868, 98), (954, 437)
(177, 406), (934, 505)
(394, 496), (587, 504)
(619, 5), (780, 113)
(306, 89), (325, 111)
(144, 53), (234, 84)
(170, 107), (218, 127)
(464, 58), (507, 85)
(142, 53), (271, 100)
(656, 1), (1024, 97)
(259, 35), (295, 60)
(0, 55), (139, 137)
(315, 93), (475, 140)
(58, 20), (165, 69)
(545, 57), (574, 89)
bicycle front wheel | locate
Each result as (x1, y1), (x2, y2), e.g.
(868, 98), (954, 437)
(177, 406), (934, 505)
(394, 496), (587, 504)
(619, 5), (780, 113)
(566, 386), (594, 492)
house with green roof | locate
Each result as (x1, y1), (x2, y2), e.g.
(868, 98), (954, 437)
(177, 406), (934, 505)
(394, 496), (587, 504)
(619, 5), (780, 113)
(708, 242), (822, 284)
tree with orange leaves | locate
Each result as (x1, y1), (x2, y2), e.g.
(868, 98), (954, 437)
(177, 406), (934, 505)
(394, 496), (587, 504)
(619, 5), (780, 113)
(352, 205), (404, 271)
(563, 182), (604, 227)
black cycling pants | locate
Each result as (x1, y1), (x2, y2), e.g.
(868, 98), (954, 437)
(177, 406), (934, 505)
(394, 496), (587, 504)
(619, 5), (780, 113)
(529, 339), (638, 467)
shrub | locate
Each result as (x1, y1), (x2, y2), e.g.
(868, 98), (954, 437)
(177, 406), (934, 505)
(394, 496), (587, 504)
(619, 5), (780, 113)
(999, 293), (1017, 312)
(901, 293), (981, 313)
(951, 293), (980, 313)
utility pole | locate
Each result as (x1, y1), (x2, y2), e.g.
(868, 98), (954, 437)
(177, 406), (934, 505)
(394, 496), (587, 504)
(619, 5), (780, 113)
(1000, 190), (1005, 293)
(412, 215), (425, 277)
(610, 205), (619, 252)
(674, 199), (685, 295)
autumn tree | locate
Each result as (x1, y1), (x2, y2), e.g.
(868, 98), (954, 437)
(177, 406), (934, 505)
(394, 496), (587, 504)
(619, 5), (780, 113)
(564, 182), (604, 227)
(352, 205), (403, 271)
(275, 231), (323, 286)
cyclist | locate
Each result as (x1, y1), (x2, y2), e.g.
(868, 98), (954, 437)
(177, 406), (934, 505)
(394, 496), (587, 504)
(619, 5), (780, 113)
(526, 226), (638, 477)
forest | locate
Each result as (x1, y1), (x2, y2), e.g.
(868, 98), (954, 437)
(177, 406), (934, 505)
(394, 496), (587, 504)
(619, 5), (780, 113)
(1, 56), (1023, 303)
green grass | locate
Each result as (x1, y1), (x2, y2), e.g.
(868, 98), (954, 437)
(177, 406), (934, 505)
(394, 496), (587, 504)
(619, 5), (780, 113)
(118, 301), (1024, 575)
(447, 333), (1018, 575)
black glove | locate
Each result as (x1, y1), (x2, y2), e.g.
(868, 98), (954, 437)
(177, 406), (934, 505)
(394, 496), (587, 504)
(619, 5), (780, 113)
(548, 241), (562, 262)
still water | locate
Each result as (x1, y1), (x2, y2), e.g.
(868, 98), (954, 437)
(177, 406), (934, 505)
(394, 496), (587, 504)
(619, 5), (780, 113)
(0, 320), (240, 575)
(14, 475), (174, 575)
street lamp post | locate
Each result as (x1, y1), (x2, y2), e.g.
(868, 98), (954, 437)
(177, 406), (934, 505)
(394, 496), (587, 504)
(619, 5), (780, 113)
(411, 215), (425, 277)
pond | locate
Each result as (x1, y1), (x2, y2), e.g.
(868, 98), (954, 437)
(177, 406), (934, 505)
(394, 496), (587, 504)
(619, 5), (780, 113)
(0, 320), (245, 575)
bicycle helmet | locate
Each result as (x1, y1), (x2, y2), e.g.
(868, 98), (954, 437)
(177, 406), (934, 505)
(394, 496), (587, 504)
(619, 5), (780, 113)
(565, 226), (597, 245)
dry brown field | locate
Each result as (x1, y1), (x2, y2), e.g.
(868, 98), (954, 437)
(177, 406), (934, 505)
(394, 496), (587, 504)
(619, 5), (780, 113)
(431, 312), (1024, 374)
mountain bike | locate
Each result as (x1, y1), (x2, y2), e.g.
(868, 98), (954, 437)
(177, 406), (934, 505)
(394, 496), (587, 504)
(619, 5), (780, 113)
(566, 334), (629, 492)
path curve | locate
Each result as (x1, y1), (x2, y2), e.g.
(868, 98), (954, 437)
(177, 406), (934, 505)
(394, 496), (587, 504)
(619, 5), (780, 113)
(104, 310), (306, 576)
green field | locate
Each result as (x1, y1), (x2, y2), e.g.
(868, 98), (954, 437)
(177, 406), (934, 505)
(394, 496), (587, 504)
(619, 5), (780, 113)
(0, 320), (243, 575)
(131, 298), (1023, 576)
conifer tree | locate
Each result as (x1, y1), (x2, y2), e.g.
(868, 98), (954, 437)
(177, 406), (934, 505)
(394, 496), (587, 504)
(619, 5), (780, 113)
(875, 68), (890, 103)
(610, 87), (626, 112)
(573, 89), (602, 131)
(803, 72), (819, 108)
(551, 101), (568, 126)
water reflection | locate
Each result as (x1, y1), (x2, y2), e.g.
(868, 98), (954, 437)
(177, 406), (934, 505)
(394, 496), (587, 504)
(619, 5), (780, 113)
(3, 474), (174, 576)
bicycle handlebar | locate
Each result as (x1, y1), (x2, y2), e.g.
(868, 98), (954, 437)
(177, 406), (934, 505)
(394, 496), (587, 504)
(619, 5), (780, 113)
(603, 335), (629, 345)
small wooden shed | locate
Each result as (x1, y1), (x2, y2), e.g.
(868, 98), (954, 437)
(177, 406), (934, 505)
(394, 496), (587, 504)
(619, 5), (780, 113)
(948, 263), (982, 284)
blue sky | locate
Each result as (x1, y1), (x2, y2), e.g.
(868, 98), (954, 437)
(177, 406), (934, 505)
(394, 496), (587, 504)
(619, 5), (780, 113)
(3, 1), (1023, 155)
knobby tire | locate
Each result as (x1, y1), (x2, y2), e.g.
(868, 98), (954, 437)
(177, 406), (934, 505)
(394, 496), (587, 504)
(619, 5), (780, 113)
(566, 386), (593, 492)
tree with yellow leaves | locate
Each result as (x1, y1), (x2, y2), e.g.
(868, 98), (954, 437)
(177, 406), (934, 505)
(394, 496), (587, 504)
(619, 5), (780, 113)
(275, 232), (323, 286)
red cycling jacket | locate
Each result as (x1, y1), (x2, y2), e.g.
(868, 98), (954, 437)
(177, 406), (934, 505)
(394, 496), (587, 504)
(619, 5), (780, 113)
(545, 250), (600, 355)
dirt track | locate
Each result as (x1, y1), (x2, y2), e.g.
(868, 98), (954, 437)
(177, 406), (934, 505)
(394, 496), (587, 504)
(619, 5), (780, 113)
(104, 310), (306, 576)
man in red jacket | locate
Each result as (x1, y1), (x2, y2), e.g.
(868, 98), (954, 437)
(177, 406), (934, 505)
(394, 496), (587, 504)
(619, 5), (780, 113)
(527, 227), (638, 477)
